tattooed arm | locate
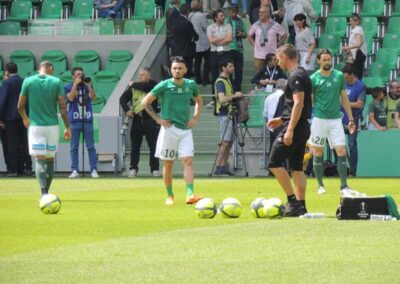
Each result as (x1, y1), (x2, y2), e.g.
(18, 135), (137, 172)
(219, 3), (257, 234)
(141, 93), (171, 128)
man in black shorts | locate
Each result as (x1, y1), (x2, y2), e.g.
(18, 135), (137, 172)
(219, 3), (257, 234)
(267, 44), (312, 217)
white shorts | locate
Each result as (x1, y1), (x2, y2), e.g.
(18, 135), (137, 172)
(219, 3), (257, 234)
(310, 117), (346, 148)
(28, 125), (60, 157)
(155, 125), (194, 160)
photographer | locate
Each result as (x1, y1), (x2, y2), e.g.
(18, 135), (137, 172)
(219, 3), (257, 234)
(214, 59), (243, 176)
(119, 67), (160, 177)
(65, 67), (99, 178)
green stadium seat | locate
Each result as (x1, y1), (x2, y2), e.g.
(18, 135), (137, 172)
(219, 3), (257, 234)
(310, 0), (322, 17)
(0, 21), (21, 35)
(59, 70), (73, 84)
(317, 33), (341, 54)
(329, 0), (354, 17)
(367, 62), (392, 83)
(154, 17), (166, 34)
(132, 0), (155, 20)
(382, 33), (400, 52)
(41, 49), (67, 77)
(98, 19), (114, 35)
(69, 0), (93, 19)
(393, 0), (400, 16)
(72, 50), (100, 77)
(9, 50), (35, 78)
(335, 61), (346, 72)
(360, 0), (385, 17)
(324, 16), (347, 38)
(92, 70), (120, 101)
(106, 50), (133, 77)
(38, 0), (62, 19)
(387, 17), (400, 34)
(375, 48), (398, 69)
(362, 77), (383, 88)
(7, 0), (32, 21)
(361, 17), (378, 37)
(91, 94), (106, 113)
(124, 19), (146, 34)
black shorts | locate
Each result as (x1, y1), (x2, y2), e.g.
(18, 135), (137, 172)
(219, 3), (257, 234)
(267, 120), (310, 171)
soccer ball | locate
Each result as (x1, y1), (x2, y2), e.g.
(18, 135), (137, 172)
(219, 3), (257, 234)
(220, 198), (242, 218)
(263, 197), (285, 219)
(250, 197), (267, 218)
(39, 194), (61, 214)
(195, 198), (218, 219)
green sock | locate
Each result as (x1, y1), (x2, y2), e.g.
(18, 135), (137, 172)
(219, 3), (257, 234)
(337, 156), (349, 188)
(166, 185), (173, 197)
(186, 183), (194, 196)
(313, 156), (324, 187)
(35, 160), (47, 194)
(46, 160), (54, 190)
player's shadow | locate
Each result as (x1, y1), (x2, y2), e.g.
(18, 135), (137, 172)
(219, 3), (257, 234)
(62, 200), (128, 203)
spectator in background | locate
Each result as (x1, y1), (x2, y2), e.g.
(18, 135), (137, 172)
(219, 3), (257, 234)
(227, 4), (247, 92)
(0, 72), (9, 175)
(342, 64), (365, 177)
(190, 0), (211, 85)
(251, 53), (286, 90)
(340, 13), (367, 80)
(95, 0), (125, 19)
(65, 67), (99, 178)
(120, 67), (160, 177)
(0, 62), (32, 176)
(294, 13), (316, 72)
(248, 6), (286, 72)
(170, 4), (199, 78)
(281, 0), (318, 45)
(166, 0), (181, 55)
(207, 9), (233, 95)
(263, 78), (286, 152)
(223, 0), (248, 17)
(250, 0), (279, 24)
(368, 87), (387, 131)
(385, 80), (400, 129)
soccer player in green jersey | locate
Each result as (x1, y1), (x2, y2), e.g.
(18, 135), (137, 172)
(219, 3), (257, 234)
(17, 61), (70, 196)
(141, 57), (203, 205)
(310, 49), (359, 196)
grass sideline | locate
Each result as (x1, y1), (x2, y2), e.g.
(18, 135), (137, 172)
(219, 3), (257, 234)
(0, 177), (399, 283)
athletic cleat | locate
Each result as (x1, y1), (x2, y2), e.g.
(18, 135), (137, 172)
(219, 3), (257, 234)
(317, 186), (326, 194)
(186, 195), (203, 205)
(165, 195), (175, 205)
(340, 187), (366, 197)
(284, 200), (306, 217)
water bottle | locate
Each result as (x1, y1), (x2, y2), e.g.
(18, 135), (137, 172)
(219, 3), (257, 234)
(299, 213), (325, 219)
(370, 215), (397, 221)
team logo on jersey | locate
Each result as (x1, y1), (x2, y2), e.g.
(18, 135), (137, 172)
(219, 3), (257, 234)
(178, 88), (182, 93)
(326, 82), (332, 87)
(333, 78), (338, 82)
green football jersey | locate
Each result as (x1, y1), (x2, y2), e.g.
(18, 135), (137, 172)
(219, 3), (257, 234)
(150, 78), (199, 129)
(20, 74), (64, 126)
(311, 69), (346, 119)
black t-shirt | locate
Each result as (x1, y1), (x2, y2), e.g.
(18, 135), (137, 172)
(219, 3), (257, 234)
(281, 66), (312, 123)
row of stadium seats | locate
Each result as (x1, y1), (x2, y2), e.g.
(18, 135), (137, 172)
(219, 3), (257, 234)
(0, 0), (165, 21)
(0, 49), (133, 112)
(0, 18), (166, 35)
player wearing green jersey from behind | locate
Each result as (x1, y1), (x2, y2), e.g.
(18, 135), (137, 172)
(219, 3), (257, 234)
(142, 56), (203, 206)
(17, 61), (70, 196)
(310, 49), (359, 196)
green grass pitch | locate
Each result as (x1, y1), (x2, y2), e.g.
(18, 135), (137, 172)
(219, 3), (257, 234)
(0, 177), (399, 283)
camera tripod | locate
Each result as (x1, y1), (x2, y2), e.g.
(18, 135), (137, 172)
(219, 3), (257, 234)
(209, 108), (249, 177)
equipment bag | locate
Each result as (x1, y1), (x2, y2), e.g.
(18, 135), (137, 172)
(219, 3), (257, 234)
(336, 196), (390, 220)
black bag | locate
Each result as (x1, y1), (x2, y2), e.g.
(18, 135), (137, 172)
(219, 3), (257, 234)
(336, 196), (389, 220)
(323, 160), (338, 177)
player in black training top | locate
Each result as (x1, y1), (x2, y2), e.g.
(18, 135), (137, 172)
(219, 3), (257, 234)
(267, 44), (312, 217)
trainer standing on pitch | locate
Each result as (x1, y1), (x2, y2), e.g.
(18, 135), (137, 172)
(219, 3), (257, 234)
(310, 49), (356, 196)
(18, 61), (70, 196)
(267, 44), (312, 217)
(142, 56), (203, 206)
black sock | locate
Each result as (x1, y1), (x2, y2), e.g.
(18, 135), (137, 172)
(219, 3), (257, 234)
(299, 200), (305, 207)
(41, 188), (48, 195)
(287, 195), (296, 202)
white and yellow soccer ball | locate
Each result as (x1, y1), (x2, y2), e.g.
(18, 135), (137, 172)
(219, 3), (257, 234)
(250, 197), (267, 218)
(263, 197), (285, 219)
(195, 198), (218, 219)
(39, 194), (62, 214)
(220, 197), (242, 218)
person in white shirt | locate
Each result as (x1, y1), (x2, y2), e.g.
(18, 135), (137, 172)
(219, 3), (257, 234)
(294, 13), (316, 72)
